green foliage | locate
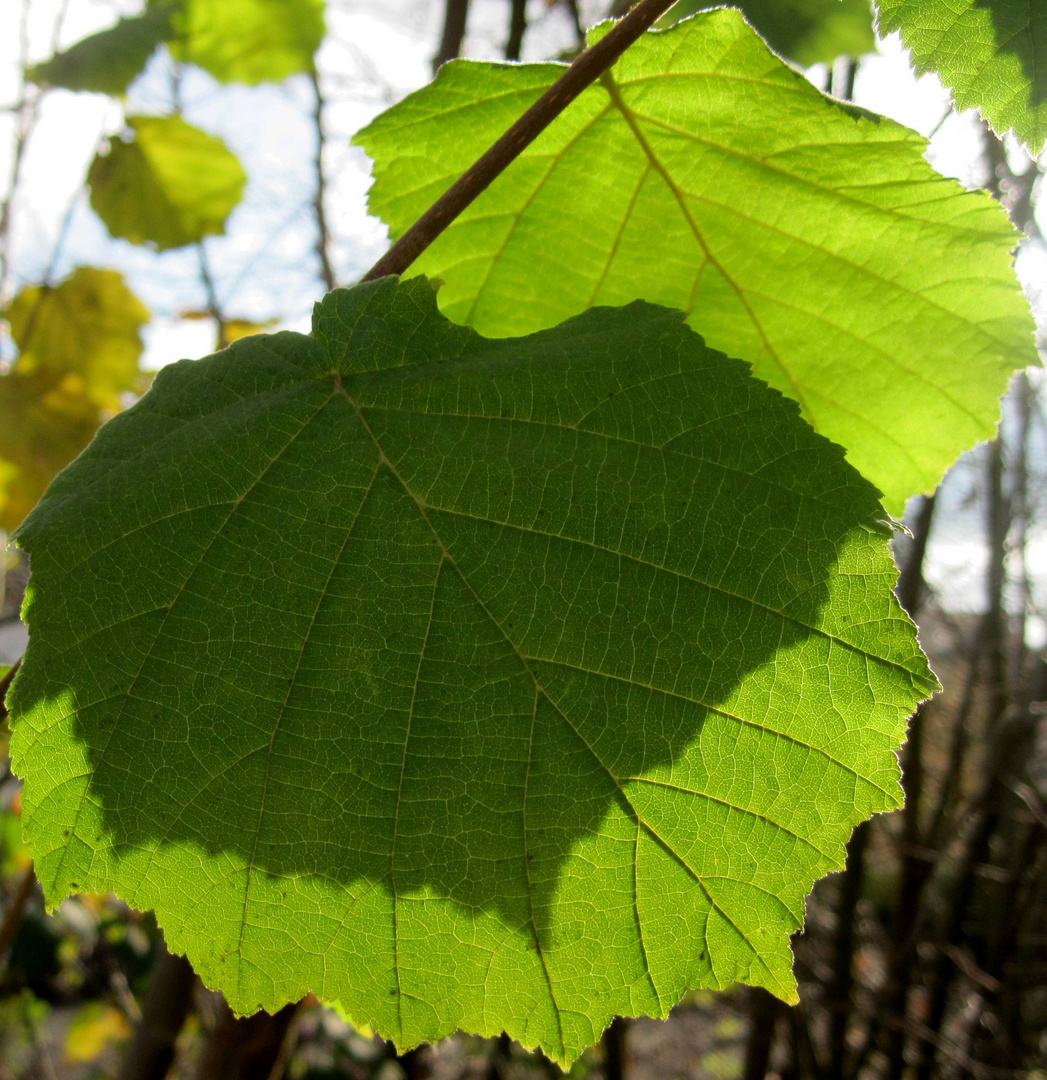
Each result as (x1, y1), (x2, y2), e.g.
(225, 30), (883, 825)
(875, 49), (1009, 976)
(9, 276), (933, 1063)
(877, 0), (1047, 153)
(168, 0), (326, 85)
(31, 0), (325, 95)
(88, 116), (246, 251)
(0, 268), (149, 532)
(28, 6), (174, 96)
(663, 0), (876, 66)
(355, 11), (1035, 514)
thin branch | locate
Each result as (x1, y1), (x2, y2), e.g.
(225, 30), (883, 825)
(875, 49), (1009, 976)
(197, 242), (228, 349)
(363, 0), (680, 282)
(309, 70), (335, 292)
(0, 0), (35, 305)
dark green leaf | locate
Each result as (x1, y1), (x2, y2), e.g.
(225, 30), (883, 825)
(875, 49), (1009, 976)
(877, 0), (1047, 153)
(28, 6), (174, 97)
(664, 0), (875, 66)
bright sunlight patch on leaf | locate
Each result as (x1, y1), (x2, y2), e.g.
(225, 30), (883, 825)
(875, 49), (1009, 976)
(169, 0), (326, 85)
(355, 10), (1036, 514)
(9, 276), (934, 1064)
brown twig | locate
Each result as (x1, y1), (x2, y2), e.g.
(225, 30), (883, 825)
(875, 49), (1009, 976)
(362, 0), (679, 283)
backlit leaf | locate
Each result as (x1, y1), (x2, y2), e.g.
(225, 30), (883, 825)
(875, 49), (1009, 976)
(168, 0), (326, 85)
(5, 267), (149, 409)
(0, 372), (102, 534)
(662, 0), (875, 66)
(355, 10), (1036, 513)
(88, 116), (246, 252)
(29, 5), (174, 96)
(9, 276), (934, 1063)
(0, 268), (149, 532)
(877, 0), (1047, 154)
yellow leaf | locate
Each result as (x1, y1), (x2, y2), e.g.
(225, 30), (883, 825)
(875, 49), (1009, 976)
(5, 267), (149, 410)
(223, 318), (277, 344)
(0, 370), (101, 533)
(63, 1003), (130, 1063)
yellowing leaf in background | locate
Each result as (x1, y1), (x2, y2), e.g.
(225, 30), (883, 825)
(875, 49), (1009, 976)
(88, 116), (246, 252)
(5, 267), (149, 410)
(0, 268), (150, 532)
(63, 1002), (130, 1064)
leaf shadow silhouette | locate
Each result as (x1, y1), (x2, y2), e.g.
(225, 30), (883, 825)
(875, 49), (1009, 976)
(972, 0), (1046, 106)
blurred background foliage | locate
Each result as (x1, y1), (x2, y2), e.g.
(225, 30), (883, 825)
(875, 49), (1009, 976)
(1, 1), (1046, 1078)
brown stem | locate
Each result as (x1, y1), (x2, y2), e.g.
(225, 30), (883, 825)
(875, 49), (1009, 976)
(309, 70), (335, 292)
(433, 0), (470, 73)
(363, 0), (680, 283)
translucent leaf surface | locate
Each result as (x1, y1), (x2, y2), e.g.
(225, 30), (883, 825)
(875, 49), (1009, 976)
(29, 6), (174, 96)
(877, 0), (1047, 153)
(5, 268), (149, 410)
(355, 10), (1035, 513)
(169, 0), (325, 85)
(88, 116), (246, 251)
(0, 268), (149, 531)
(663, 0), (875, 65)
(9, 276), (934, 1062)
(0, 372), (101, 534)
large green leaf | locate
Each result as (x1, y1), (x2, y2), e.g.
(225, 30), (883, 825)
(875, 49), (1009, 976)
(168, 0), (325, 85)
(88, 116), (246, 252)
(355, 10), (1035, 514)
(663, 0), (875, 65)
(9, 276), (933, 1061)
(877, 0), (1047, 154)
(29, 6), (174, 96)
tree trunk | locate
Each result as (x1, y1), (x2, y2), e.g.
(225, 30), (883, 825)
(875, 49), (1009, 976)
(194, 998), (298, 1080)
(117, 942), (196, 1080)
(434, 0), (470, 73)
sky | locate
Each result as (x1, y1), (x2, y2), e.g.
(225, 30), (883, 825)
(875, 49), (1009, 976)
(1, 0), (1046, 652)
